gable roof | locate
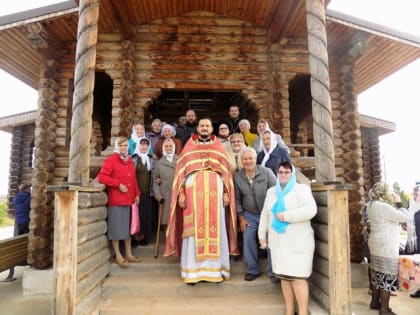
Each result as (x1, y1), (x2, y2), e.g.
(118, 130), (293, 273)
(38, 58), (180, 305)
(0, 0), (418, 92)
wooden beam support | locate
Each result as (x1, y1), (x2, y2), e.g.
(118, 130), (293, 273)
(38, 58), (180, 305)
(68, 0), (99, 185)
(27, 22), (63, 60)
(328, 189), (352, 314)
(52, 190), (78, 315)
(305, 0), (336, 182)
(109, 0), (135, 39)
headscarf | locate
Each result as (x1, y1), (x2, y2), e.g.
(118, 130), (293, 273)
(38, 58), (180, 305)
(114, 137), (129, 161)
(271, 167), (296, 233)
(130, 124), (145, 144)
(133, 137), (152, 171)
(257, 120), (270, 152)
(369, 182), (393, 205)
(260, 130), (277, 167)
(369, 182), (416, 253)
(161, 124), (176, 137)
(162, 138), (176, 163)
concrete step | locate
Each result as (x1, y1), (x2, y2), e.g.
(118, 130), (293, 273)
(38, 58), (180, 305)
(102, 272), (280, 298)
(99, 295), (285, 315)
(109, 257), (263, 277)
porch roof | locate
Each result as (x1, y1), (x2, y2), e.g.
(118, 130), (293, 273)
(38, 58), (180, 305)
(0, 110), (36, 132)
(0, 0), (419, 93)
(360, 114), (396, 136)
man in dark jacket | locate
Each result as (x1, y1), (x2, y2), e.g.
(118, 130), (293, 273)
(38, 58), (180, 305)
(13, 184), (31, 235)
(176, 109), (197, 145)
(1, 184), (31, 282)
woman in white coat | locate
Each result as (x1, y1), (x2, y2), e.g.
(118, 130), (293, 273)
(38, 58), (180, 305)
(258, 161), (317, 315)
(367, 182), (410, 314)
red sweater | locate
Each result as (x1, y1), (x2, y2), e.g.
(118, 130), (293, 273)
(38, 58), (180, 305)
(98, 153), (140, 207)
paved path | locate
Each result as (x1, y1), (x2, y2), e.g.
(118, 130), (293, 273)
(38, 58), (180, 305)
(0, 225), (14, 240)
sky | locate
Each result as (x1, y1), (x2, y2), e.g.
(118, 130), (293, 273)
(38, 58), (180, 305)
(0, 0), (419, 195)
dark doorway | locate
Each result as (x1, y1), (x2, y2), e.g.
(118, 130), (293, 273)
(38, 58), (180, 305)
(146, 90), (258, 131)
(93, 72), (113, 152)
(289, 75), (314, 156)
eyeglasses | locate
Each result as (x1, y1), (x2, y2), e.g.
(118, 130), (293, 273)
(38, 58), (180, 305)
(230, 140), (243, 144)
(219, 127), (229, 130)
(278, 171), (291, 175)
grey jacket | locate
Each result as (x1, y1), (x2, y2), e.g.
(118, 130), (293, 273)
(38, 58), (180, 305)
(234, 165), (276, 216)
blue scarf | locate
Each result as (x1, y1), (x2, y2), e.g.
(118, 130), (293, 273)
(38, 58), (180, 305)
(271, 172), (296, 233)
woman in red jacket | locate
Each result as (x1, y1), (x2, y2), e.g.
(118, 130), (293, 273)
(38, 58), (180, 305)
(98, 136), (141, 267)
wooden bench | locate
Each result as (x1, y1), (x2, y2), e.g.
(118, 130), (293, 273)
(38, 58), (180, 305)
(0, 234), (28, 273)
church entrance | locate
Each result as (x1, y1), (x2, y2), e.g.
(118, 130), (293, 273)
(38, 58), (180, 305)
(145, 90), (259, 132)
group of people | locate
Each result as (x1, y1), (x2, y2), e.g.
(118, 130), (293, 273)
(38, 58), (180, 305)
(363, 182), (420, 315)
(98, 106), (317, 315)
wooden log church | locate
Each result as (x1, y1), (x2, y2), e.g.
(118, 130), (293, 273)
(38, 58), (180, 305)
(1, 1), (419, 314)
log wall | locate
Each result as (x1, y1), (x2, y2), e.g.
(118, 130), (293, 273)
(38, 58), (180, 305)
(361, 127), (381, 196)
(269, 38), (312, 145)
(133, 11), (271, 128)
(7, 124), (35, 216)
(338, 63), (365, 262)
(51, 186), (110, 315)
(29, 60), (59, 269)
(53, 43), (75, 183)
(76, 190), (110, 315)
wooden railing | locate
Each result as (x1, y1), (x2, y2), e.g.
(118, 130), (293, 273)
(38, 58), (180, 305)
(290, 143), (315, 157)
(0, 234), (28, 273)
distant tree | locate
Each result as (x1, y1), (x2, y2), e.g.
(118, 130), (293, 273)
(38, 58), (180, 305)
(393, 182), (409, 208)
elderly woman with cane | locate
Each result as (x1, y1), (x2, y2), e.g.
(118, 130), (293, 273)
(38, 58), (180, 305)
(152, 138), (178, 257)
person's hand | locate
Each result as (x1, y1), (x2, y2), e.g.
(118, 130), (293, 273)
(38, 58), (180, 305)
(259, 239), (267, 249)
(239, 216), (249, 233)
(155, 195), (162, 203)
(276, 213), (285, 221)
(134, 196), (140, 204)
(178, 193), (186, 208)
(155, 177), (162, 185)
(119, 183), (128, 193)
(223, 192), (229, 207)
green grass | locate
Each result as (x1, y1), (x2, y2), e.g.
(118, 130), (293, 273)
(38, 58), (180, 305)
(0, 201), (14, 227)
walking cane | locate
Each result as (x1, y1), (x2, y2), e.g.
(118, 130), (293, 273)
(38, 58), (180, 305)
(154, 202), (163, 258)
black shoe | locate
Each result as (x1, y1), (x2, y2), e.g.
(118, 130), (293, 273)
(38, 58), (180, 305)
(139, 240), (148, 246)
(270, 276), (280, 284)
(244, 273), (261, 281)
(410, 290), (420, 298)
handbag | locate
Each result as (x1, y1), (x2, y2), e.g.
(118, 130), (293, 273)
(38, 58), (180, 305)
(130, 203), (140, 235)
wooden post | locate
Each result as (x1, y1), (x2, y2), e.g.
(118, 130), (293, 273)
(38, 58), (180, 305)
(52, 190), (78, 315)
(305, 0), (336, 182)
(68, 0), (100, 185)
(328, 189), (352, 314)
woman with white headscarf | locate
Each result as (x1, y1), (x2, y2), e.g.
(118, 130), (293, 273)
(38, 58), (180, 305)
(153, 123), (183, 159)
(253, 119), (288, 154)
(366, 182), (411, 314)
(258, 161), (317, 315)
(128, 122), (147, 155)
(152, 138), (178, 227)
(132, 137), (154, 246)
(98, 136), (141, 267)
(257, 130), (291, 175)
